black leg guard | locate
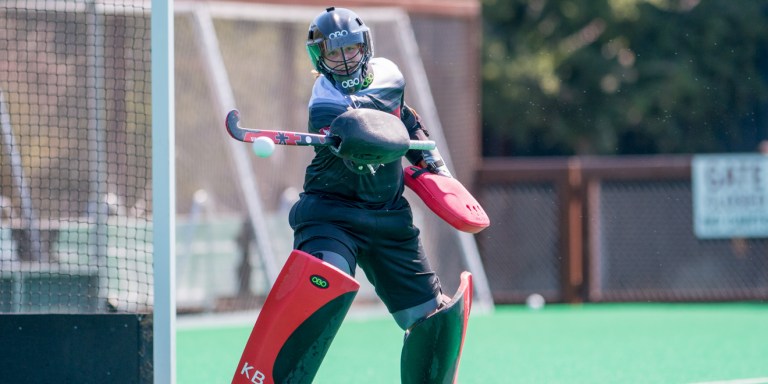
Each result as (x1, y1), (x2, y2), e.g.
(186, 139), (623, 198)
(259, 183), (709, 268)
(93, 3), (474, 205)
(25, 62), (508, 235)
(232, 250), (360, 384)
(401, 272), (473, 384)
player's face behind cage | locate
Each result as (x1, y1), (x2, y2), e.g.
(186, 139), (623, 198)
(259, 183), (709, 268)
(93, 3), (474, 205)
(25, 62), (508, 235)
(322, 43), (364, 76)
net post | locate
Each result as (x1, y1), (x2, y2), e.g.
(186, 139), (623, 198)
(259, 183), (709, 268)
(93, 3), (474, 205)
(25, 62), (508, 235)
(392, 9), (495, 313)
(152, 0), (176, 382)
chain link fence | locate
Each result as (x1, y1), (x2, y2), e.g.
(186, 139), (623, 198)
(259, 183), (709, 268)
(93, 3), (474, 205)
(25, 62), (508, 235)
(477, 156), (768, 303)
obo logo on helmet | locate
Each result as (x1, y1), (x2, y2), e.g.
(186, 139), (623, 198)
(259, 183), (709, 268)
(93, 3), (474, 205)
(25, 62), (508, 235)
(327, 30), (348, 39)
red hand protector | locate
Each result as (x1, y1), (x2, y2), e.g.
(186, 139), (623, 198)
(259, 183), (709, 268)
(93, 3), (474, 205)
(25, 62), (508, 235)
(404, 166), (490, 234)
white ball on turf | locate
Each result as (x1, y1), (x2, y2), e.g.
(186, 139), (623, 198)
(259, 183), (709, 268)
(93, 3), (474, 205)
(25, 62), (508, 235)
(252, 136), (275, 158)
(526, 293), (545, 310)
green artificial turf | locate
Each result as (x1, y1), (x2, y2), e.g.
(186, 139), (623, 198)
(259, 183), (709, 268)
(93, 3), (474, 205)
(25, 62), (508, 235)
(177, 303), (768, 383)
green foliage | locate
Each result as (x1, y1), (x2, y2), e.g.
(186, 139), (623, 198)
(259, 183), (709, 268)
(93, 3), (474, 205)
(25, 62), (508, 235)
(481, 0), (768, 156)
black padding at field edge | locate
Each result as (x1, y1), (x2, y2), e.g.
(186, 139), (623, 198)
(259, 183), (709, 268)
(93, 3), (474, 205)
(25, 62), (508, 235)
(0, 314), (151, 384)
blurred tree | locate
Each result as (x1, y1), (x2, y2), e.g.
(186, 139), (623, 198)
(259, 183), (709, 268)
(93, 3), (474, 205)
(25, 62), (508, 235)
(481, 0), (768, 156)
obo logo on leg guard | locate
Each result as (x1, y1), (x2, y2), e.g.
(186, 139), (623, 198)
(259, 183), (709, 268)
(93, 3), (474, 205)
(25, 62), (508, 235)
(310, 275), (329, 289)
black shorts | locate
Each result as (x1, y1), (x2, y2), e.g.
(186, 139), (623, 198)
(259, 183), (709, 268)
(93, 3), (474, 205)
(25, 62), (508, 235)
(288, 194), (441, 313)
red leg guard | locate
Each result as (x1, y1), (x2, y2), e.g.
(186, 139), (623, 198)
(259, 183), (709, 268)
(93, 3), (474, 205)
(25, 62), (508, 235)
(401, 272), (473, 384)
(232, 250), (360, 384)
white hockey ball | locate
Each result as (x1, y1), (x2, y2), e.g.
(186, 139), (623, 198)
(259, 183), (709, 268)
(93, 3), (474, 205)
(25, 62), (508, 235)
(252, 136), (275, 158)
(526, 293), (545, 310)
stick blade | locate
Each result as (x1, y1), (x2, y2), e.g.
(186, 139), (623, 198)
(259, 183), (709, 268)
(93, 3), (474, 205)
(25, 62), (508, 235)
(225, 109), (244, 141)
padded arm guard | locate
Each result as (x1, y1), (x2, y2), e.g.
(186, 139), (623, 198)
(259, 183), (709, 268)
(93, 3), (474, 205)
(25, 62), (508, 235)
(404, 165), (490, 233)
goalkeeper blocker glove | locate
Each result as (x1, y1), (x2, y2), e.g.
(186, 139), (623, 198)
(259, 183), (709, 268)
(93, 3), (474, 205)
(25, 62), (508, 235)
(421, 150), (453, 178)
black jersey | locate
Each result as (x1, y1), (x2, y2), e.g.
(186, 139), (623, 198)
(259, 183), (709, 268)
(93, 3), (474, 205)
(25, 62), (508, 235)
(304, 58), (418, 209)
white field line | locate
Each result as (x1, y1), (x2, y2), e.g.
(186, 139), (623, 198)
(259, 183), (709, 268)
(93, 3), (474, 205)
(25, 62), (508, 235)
(177, 303), (390, 330)
(689, 378), (768, 384)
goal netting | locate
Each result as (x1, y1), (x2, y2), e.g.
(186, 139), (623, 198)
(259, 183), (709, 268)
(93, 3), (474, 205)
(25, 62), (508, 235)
(1, 0), (153, 314)
(0, 0), (491, 323)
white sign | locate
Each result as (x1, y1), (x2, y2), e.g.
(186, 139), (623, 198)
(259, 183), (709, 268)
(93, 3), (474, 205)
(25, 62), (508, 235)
(692, 154), (768, 238)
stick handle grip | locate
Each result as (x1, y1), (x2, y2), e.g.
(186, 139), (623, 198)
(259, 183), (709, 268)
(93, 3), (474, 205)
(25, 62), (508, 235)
(407, 140), (437, 151)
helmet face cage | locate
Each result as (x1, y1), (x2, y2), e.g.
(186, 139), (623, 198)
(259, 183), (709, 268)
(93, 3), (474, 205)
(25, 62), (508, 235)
(321, 40), (366, 76)
(307, 7), (373, 94)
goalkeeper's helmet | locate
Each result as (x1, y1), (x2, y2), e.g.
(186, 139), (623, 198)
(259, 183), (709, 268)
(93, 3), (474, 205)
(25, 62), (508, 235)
(307, 7), (373, 94)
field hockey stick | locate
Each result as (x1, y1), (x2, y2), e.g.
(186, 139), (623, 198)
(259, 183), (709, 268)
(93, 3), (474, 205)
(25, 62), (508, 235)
(225, 109), (436, 150)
